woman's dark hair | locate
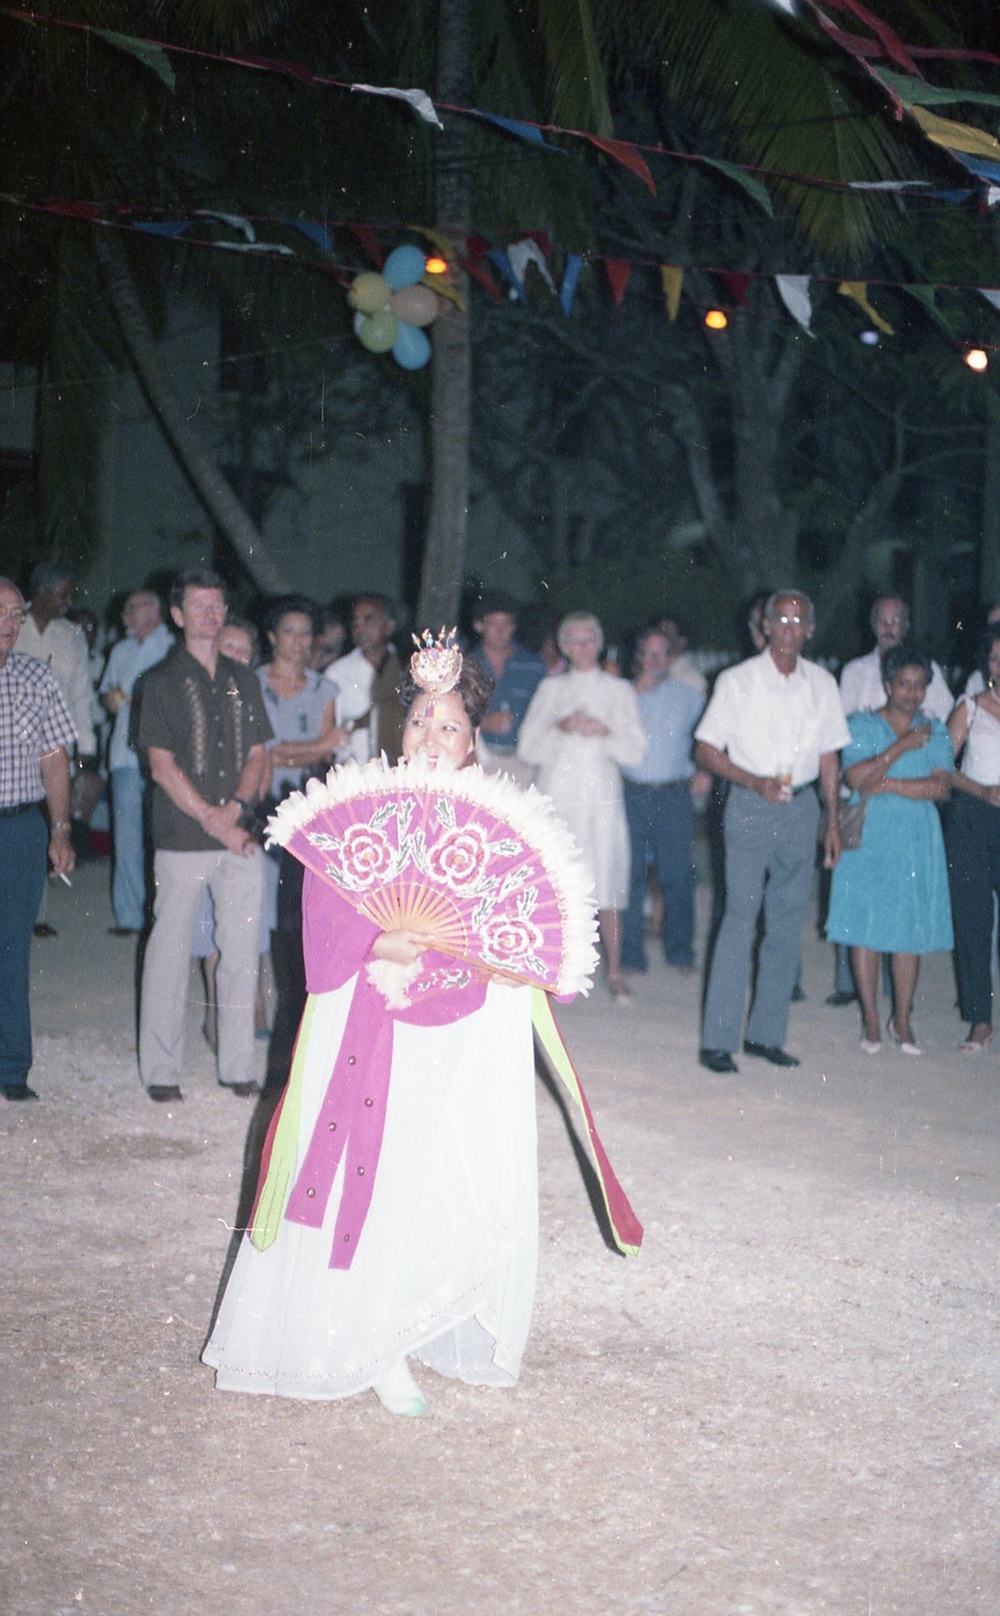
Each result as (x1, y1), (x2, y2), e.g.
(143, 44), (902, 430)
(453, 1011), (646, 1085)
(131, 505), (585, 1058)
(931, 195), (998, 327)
(978, 628), (1000, 685)
(400, 655), (495, 729)
(265, 594), (319, 637)
(881, 642), (933, 687)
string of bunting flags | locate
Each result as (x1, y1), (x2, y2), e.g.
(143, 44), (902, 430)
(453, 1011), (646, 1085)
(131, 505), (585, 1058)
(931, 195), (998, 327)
(5, 189), (1000, 357)
(8, 3), (1000, 209)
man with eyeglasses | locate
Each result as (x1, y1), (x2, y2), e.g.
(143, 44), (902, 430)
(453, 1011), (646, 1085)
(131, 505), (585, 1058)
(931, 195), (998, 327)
(0, 577), (77, 1099)
(694, 590), (850, 1074)
(840, 596), (952, 724)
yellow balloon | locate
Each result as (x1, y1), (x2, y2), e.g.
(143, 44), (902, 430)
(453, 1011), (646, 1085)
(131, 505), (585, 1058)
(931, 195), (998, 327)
(348, 272), (391, 313)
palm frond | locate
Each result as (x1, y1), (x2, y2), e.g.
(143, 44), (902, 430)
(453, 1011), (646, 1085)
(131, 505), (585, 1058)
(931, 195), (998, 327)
(657, 1), (963, 264)
(536, 0), (614, 137)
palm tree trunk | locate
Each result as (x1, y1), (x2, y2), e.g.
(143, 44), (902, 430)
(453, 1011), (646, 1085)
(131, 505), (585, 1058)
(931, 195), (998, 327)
(95, 234), (291, 595)
(415, 0), (472, 631)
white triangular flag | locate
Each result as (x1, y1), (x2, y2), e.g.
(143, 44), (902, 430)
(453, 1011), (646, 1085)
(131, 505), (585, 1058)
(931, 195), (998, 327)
(775, 274), (815, 336)
(507, 239), (557, 298)
(351, 84), (444, 129)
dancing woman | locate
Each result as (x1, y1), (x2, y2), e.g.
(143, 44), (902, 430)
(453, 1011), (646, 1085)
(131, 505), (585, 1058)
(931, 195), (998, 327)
(204, 641), (563, 1414)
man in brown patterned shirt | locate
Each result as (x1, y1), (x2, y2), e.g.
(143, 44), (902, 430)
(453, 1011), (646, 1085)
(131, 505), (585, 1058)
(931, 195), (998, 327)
(135, 570), (272, 1102)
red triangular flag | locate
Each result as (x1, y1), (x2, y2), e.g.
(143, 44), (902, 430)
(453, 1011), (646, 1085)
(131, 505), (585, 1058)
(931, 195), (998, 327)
(821, 0), (922, 76)
(460, 258), (504, 303)
(604, 258), (630, 310)
(587, 136), (657, 196)
(348, 224), (383, 266)
(720, 272), (751, 304)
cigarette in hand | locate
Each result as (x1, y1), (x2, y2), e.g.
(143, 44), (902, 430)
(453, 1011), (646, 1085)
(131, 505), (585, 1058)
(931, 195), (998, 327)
(58, 871), (72, 887)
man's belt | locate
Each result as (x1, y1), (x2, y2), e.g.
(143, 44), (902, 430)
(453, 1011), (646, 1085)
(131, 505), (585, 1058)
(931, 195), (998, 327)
(731, 780), (816, 797)
(0, 800), (43, 818)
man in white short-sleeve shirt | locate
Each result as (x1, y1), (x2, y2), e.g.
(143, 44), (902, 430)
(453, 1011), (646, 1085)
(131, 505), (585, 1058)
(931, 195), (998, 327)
(840, 595), (952, 722)
(694, 590), (850, 1073)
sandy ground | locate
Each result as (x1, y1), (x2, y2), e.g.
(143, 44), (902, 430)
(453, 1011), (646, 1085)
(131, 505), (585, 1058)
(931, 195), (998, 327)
(2, 852), (998, 1616)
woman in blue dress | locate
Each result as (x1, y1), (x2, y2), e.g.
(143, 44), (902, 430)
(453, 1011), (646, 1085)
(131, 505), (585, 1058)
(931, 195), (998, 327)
(826, 644), (953, 1055)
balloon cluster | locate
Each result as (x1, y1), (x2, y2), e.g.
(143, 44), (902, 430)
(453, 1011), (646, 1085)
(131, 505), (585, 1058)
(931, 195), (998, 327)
(347, 246), (441, 370)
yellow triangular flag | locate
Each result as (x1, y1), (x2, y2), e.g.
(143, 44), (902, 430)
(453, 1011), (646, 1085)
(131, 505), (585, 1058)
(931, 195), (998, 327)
(660, 265), (683, 322)
(910, 105), (1000, 160)
(837, 280), (894, 336)
(413, 226), (457, 262)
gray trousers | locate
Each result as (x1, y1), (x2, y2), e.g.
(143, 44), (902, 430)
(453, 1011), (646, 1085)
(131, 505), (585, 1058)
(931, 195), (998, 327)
(139, 847), (264, 1090)
(702, 784), (819, 1053)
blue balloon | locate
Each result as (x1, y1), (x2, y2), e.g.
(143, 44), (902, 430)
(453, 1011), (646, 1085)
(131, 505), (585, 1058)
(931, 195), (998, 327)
(383, 245), (427, 291)
(392, 322), (432, 370)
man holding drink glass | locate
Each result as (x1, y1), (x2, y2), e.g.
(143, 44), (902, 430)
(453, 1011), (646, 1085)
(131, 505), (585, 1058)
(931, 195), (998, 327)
(693, 591), (850, 1073)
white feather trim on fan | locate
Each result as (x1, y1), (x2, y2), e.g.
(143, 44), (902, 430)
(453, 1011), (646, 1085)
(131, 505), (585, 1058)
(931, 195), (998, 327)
(365, 957), (424, 1011)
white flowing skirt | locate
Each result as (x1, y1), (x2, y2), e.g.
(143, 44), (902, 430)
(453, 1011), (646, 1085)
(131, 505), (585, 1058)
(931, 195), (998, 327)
(536, 759), (631, 910)
(203, 977), (538, 1400)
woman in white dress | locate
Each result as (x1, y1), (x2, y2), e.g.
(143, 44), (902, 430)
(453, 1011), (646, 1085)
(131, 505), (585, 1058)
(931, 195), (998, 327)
(517, 612), (646, 1001)
(203, 649), (540, 1416)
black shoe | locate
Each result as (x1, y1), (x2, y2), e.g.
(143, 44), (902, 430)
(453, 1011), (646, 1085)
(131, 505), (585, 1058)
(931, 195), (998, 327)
(743, 1040), (800, 1068)
(1, 1083), (39, 1101)
(825, 989), (858, 1008)
(791, 982), (806, 1002)
(147, 1084), (183, 1103)
(699, 1048), (738, 1074)
(33, 922), (57, 939)
(107, 925), (140, 937)
(221, 1081), (259, 1098)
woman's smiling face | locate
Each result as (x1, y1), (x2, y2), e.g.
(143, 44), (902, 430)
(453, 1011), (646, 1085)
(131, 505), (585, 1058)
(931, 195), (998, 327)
(885, 663), (928, 717)
(403, 691), (476, 770)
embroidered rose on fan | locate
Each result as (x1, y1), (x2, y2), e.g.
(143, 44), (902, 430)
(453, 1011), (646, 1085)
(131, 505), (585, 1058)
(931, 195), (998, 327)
(480, 912), (544, 968)
(334, 822), (394, 888)
(426, 823), (491, 892)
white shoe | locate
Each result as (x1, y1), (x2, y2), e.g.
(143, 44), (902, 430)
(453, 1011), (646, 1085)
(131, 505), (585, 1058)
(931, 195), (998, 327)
(372, 1359), (427, 1417)
(888, 1018), (922, 1057)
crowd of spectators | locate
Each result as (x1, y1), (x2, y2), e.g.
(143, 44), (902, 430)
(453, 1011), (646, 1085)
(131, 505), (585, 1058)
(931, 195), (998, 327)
(5, 560), (1000, 1105)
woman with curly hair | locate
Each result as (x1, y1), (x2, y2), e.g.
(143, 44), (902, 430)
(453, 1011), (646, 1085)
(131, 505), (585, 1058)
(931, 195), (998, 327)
(825, 644), (953, 1055)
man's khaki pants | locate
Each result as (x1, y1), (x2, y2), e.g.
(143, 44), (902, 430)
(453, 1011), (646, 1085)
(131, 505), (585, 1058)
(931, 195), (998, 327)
(139, 847), (264, 1091)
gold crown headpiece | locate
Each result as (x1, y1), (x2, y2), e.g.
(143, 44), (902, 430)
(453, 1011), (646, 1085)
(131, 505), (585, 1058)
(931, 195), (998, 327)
(410, 627), (463, 696)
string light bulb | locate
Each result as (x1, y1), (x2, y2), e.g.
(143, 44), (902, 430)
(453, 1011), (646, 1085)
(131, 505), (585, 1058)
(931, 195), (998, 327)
(964, 347), (989, 372)
(424, 256), (448, 275)
(704, 309), (728, 331)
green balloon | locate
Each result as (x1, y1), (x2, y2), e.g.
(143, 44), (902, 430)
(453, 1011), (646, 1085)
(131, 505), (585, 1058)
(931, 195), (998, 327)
(348, 271), (391, 314)
(357, 309), (399, 353)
